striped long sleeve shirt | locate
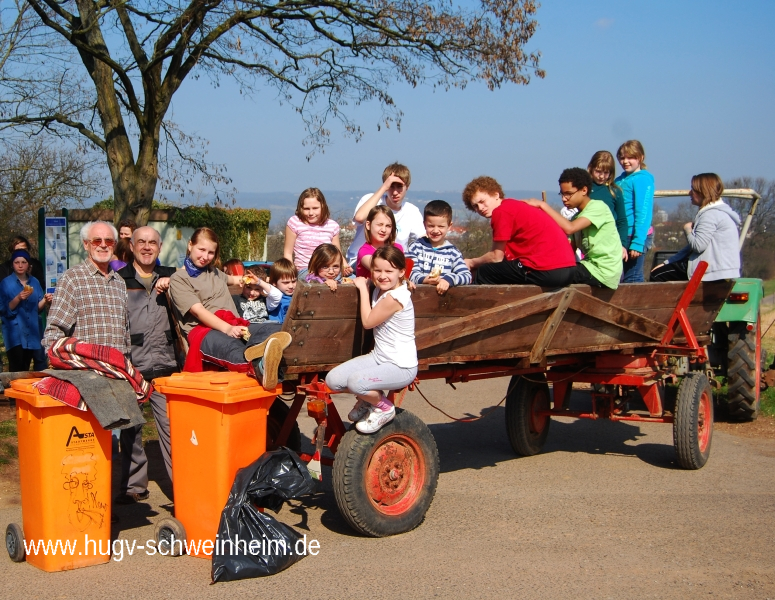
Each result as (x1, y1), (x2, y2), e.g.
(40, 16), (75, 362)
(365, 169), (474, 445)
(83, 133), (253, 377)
(405, 237), (472, 287)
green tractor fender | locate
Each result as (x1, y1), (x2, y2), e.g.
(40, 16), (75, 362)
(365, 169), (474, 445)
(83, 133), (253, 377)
(715, 278), (763, 324)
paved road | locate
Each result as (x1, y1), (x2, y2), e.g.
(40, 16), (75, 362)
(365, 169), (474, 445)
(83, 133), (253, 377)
(2, 377), (774, 599)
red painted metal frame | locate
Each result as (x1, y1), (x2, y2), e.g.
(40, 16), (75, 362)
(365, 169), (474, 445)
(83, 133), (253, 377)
(280, 263), (710, 453)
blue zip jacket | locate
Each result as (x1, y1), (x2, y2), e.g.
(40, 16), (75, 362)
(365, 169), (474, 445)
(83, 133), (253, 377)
(614, 169), (654, 253)
(267, 293), (292, 323)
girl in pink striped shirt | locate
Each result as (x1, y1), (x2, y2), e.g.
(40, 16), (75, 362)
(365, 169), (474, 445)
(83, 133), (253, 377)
(284, 188), (351, 278)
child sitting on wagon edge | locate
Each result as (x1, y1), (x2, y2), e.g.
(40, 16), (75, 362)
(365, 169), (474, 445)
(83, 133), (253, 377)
(525, 168), (623, 289)
(406, 200), (471, 295)
(462, 176), (576, 286)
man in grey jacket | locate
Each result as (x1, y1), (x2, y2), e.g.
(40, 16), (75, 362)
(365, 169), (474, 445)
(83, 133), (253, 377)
(115, 226), (178, 503)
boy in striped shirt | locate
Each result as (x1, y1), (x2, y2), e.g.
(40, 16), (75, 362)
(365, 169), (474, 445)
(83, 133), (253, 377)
(406, 200), (472, 295)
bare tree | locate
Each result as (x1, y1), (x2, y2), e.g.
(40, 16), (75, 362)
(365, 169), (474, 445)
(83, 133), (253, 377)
(0, 0), (543, 226)
(0, 137), (101, 260)
(724, 176), (775, 279)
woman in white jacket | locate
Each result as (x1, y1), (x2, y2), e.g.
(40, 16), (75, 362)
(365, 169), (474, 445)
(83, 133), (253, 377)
(651, 173), (741, 282)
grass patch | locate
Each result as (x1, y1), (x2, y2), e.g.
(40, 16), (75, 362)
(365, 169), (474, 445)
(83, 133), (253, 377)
(141, 402), (159, 442)
(763, 278), (775, 298)
(762, 386), (775, 418)
(0, 419), (17, 466)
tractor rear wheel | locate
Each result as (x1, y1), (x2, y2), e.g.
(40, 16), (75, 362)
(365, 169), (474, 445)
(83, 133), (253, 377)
(727, 318), (762, 421)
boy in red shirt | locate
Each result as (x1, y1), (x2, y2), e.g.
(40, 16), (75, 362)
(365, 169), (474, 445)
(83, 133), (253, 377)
(463, 176), (576, 286)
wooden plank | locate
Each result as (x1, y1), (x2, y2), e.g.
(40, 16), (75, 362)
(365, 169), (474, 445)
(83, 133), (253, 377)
(287, 280), (731, 322)
(529, 289), (576, 364)
(282, 320), (361, 366)
(568, 291), (667, 341)
(414, 290), (562, 351)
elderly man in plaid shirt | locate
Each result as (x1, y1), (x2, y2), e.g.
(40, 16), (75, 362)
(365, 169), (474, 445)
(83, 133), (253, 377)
(43, 220), (130, 353)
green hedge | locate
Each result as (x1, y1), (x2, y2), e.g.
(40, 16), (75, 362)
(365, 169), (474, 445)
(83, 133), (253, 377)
(168, 206), (271, 262)
(92, 198), (271, 261)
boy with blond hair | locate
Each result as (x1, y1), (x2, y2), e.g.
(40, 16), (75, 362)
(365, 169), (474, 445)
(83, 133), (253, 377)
(345, 162), (425, 268)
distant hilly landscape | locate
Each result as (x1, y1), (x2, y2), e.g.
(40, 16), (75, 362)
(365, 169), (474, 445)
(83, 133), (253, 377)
(232, 189), (689, 229)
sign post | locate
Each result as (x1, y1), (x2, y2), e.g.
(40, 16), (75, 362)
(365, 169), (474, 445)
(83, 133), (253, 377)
(37, 208), (69, 294)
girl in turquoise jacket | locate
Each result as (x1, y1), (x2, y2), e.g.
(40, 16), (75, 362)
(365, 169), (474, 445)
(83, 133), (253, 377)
(615, 140), (654, 283)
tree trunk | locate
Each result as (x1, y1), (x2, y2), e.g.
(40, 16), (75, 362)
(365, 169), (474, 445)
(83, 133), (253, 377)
(73, 0), (159, 227)
(115, 133), (160, 227)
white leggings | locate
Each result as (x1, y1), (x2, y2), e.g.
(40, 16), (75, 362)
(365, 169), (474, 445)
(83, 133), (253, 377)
(325, 353), (417, 397)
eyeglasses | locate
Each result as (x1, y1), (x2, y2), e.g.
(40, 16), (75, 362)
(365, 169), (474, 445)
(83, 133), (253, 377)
(322, 264), (341, 271)
(135, 239), (159, 248)
(88, 238), (116, 247)
(559, 190), (578, 200)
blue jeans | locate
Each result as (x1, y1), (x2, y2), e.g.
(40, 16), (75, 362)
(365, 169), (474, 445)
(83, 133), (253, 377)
(621, 234), (653, 283)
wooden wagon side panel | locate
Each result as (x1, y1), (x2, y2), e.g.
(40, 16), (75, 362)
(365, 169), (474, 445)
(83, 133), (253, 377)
(281, 280), (733, 372)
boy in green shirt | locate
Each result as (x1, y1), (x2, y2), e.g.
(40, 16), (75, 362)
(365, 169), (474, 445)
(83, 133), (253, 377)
(525, 168), (623, 289)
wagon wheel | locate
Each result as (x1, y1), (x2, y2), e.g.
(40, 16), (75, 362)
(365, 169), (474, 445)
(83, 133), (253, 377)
(266, 398), (302, 454)
(726, 317), (763, 421)
(674, 372), (713, 470)
(332, 409), (439, 537)
(505, 375), (551, 457)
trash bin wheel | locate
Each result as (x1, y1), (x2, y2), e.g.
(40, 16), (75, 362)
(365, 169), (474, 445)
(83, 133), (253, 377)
(154, 517), (187, 557)
(5, 523), (25, 562)
(674, 372), (713, 470)
(505, 375), (551, 456)
(332, 409), (439, 537)
(267, 398), (302, 454)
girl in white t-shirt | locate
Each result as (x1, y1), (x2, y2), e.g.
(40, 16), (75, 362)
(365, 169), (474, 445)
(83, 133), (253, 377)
(325, 245), (417, 433)
(284, 187), (352, 278)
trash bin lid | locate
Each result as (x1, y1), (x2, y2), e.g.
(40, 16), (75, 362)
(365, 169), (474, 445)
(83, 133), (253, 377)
(6, 378), (64, 408)
(154, 372), (277, 404)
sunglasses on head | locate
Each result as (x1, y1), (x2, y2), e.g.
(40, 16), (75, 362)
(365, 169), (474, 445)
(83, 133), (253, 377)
(88, 238), (116, 247)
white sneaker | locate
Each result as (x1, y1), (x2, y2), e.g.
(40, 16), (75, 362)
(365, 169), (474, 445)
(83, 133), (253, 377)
(348, 399), (370, 422)
(356, 404), (396, 434)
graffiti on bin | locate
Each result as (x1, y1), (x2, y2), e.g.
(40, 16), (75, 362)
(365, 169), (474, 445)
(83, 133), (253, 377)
(61, 451), (106, 531)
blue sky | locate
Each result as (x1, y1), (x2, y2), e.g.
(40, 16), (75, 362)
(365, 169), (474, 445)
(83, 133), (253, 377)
(169, 0), (775, 196)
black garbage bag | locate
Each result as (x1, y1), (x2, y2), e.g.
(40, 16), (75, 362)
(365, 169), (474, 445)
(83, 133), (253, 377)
(211, 448), (318, 583)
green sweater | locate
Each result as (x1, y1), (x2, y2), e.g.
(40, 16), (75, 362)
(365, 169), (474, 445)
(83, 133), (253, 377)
(590, 183), (628, 247)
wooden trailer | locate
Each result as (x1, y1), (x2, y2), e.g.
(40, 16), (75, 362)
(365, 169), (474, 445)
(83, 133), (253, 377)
(269, 262), (734, 537)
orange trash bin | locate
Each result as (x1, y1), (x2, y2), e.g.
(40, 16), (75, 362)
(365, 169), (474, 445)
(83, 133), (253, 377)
(4, 378), (113, 571)
(153, 372), (278, 558)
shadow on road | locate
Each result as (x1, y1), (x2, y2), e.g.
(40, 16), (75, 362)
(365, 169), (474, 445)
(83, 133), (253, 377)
(429, 404), (679, 473)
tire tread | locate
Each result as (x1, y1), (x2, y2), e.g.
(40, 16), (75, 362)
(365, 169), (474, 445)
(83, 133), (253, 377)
(332, 410), (439, 537)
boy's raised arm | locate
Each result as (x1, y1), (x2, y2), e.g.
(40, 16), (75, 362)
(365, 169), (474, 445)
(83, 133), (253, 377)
(523, 199), (589, 235)
(354, 173), (404, 223)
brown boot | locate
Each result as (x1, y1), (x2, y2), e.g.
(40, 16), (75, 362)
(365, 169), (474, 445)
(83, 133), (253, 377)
(244, 331), (292, 363)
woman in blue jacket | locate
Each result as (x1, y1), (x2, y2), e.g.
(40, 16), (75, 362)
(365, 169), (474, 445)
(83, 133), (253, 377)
(0, 250), (53, 371)
(650, 173), (740, 282)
